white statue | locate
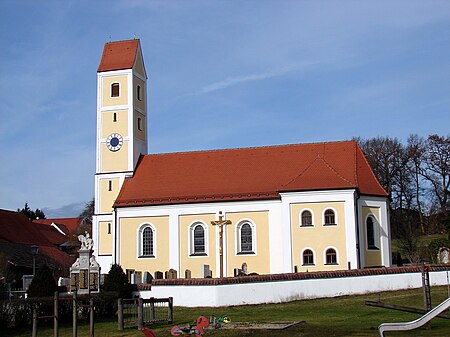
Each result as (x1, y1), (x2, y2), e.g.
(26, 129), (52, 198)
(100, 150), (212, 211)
(78, 231), (93, 250)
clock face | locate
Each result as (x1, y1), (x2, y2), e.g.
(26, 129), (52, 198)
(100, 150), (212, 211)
(106, 133), (123, 152)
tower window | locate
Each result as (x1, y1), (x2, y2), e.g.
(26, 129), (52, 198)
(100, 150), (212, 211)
(111, 83), (120, 97)
(137, 85), (142, 101)
(113, 113), (117, 122)
(107, 223), (111, 234)
(108, 180), (112, 191)
(138, 117), (142, 131)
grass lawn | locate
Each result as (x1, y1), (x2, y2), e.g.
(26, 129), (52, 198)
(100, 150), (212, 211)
(3, 286), (450, 337)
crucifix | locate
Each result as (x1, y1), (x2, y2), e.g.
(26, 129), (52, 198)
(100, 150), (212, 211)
(211, 211), (232, 278)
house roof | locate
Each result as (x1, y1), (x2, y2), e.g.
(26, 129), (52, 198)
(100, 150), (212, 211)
(97, 39), (140, 72)
(0, 209), (53, 246)
(34, 217), (83, 235)
(114, 140), (387, 208)
(32, 222), (67, 246)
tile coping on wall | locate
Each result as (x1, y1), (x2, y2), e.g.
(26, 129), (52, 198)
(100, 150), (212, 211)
(137, 265), (450, 290)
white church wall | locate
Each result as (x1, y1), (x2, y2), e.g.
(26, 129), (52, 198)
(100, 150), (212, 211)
(139, 269), (450, 307)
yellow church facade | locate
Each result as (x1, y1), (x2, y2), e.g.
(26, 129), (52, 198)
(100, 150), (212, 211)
(92, 40), (391, 281)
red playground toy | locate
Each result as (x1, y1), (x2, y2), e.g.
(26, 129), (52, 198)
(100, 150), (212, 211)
(171, 316), (210, 337)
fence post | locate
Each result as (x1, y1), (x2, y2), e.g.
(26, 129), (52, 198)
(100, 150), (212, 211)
(168, 297), (173, 323)
(137, 298), (144, 330)
(150, 299), (155, 322)
(118, 298), (123, 330)
(72, 291), (77, 337)
(90, 297), (94, 337)
(32, 306), (38, 337)
(54, 291), (59, 337)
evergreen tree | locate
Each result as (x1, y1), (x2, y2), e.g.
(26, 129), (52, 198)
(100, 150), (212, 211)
(27, 265), (57, 297)
(102, 264), (135, 298)
(17, 202), (46, 220)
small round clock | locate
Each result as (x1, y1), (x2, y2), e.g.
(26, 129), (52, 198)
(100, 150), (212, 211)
(106, 133), (123, 152)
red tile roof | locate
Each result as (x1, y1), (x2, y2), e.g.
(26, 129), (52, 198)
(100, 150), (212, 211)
(115, 141), (387, 207)
(32, 222), (67, 246)
(0, 209), (53, 246)
(97, 39), (140, 72)
(34, 217), (82, 234)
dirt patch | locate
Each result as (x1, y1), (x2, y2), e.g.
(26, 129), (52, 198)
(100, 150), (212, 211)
(211, 321), (304, 330)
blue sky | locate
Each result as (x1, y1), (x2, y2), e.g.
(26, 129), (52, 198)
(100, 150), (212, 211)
(1, 1), (449, 217)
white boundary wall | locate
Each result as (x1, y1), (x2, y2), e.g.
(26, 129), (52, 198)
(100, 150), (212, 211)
(138, 270), (450, 307)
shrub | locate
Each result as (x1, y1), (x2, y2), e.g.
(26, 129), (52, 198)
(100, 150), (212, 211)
(102, 264), (136, 298)
(428, 238), (449, 264)
(27, 265), (57, 298)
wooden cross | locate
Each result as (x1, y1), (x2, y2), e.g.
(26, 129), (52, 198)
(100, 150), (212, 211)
(211, 211), (232, 278)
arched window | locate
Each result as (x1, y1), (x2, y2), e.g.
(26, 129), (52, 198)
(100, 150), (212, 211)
(141, 226), (154, 257)
(367, 216), (379, 250)
(301, 210), (313, 227)
(238, 222), (254, 254)
(193, 224), (205, 254)
(302, 249), (314, 265)
(324, 209), (336, 226)
(137, 85), (142, 100)
(111, 83), (120, 97)
(325, 248), (337, 265)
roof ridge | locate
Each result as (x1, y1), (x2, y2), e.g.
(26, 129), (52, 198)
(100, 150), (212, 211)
(147, 140), (355, 157)
(105, 39), (140, 45)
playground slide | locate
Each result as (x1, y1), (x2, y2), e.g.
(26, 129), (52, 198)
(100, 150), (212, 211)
(378, 297), (450, 337)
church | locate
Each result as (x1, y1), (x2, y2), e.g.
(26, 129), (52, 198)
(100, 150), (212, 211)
(92, 39), (391, 281)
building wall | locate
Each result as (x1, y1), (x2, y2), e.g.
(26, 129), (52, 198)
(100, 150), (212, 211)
(118, 216), (170, 275)
(290, 201), (347, 272)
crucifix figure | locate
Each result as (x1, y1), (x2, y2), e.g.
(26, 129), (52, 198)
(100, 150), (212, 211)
(211, 211), (232, 278)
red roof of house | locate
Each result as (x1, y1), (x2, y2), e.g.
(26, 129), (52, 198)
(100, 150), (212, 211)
(97, 39), (140, 72)
(114, 141), (387, 207)
(32, 222), (67, 246)
(0, 209), (53, 246)
(34, 217), (82, 234)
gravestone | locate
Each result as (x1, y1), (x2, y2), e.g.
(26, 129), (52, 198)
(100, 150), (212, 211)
(154, 271), (163, 279)
(143, 271), (153, 284)
(69, 232), (101, 294)
(438, 247), (450, 264)
(185, 269), (192, 279)
(201, 264), (212, 278)
(167, 269), (177, 279)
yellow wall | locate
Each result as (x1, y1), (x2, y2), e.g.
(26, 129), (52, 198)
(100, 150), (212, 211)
(134, 111), (146, 141)
(291, 202), (347, 271)
(119, 216), (170, 275)
(362, 206), (382, 267)
(101, 143), (129, 172)
(133, 76), (146, 111)
(99, 178), (120, 214)
(179, 214), (216, 278)
(102, 75), (128, 107)
(101, 110), (129, 138)
(134, 52), (146, 78)
(98, 221), (113, 255)
(225, 211), (270, 276)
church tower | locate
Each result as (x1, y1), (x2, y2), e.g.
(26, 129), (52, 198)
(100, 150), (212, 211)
(93, 39), (148, 270)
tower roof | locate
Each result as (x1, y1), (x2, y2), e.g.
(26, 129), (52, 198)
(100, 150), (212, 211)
(114, 140), (387, 207)
(97, 39), (140, 72)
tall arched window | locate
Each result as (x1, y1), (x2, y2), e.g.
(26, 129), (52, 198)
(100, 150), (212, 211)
(367, 216), (379, 249)
(193, 224), (205, 255)
(111, 83), (120, 97)
(324, 209), (336, 225)
(302, 249), (314, 265)
(238, 222), (254, 254)
(301, 210), (313, 227)
(325, 248), (337, 265)
(141, 226), (154, 257)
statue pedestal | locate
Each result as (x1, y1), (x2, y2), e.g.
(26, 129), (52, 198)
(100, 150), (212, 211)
(70, 248), (101, 294)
